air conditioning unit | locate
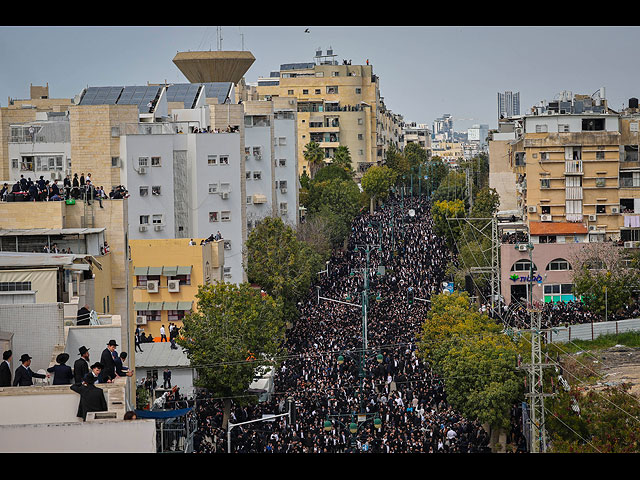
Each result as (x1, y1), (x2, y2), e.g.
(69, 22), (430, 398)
(154, 224), (164, 231)
(588, 225), (597, 231)
(146, 280), (159, 293)
(611, 206), (620, 214)
(139, 225), (148, 232)
(624, 241), (634, 248)
(588, 214), (597, 221)
(138, 166), (147, 174)
(136, 315), (147, 325)
(527, 205), (537, 213)
(540, 214), (552, 222)
(280, 187), (287, 194)
(167, 280), (180, 292)
(224, 241), (231, 250)
(255, 155), (262, 161)
(518, 244), (528, 252)
(221, 192), (229, 200)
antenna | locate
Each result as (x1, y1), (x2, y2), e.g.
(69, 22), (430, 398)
(239, 27), (244, 51)
(217, 26), (223, 51)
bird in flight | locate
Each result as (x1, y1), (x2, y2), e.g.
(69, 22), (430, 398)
(304, 28), (310, 33)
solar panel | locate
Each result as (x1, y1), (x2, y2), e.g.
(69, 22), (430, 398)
(202, 82), (232, 105)
(166, 83), (201, 109)
(116, 86), (160, 113)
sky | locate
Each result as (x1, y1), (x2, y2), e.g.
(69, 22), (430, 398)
(2, 25), (640, 133)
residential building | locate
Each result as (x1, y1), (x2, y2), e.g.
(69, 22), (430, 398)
(431, 141), (464, 166)
(432, 114), (453, 142)
(498, 91), (520, 119)
(467, 124), (490, 147)
(401, 122), (431, 155)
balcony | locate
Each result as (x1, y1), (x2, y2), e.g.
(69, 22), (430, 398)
(564, 160), (583, 174)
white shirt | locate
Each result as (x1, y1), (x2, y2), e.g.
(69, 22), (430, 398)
(160, 327), (165, 335)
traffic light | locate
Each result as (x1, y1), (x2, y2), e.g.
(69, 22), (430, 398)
(407, 287), (414, 305)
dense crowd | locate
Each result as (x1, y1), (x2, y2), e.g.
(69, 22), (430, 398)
(192, 195), (494, 453)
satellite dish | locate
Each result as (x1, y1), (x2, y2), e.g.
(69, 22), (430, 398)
(408, 209), (415, 217)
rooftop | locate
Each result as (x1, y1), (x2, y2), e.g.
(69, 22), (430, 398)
(134, 341), (190, 369)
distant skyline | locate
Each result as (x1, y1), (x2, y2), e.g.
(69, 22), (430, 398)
(2, 26), (640, 133)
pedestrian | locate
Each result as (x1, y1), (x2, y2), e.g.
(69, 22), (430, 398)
(13, 354), (48, 386)
(135, 326), (144, 353)
(160, 325), (167, 342)
(163, 368), (172, 389)
(70, 373), (108, 420)
(47, 352), (74, 385)
(0, 350), (12, 387)
(74, 346), (91, 383)
(99, 340), (118, 383)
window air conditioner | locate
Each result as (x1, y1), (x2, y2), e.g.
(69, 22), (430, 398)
(527, 205), (537, 213)
(221, 192), (229, 200)
(611, 206), (619, 214)
(136, 315), (147, 325)
(624, 241), (634, 248)
(146, 280), (159, 293)
(139, 225), (148, 232)
(518, 244), (528, 251)
(540, 214), (552, 222)
(280, 187), (287, 194)
(154, 224), (164, 231)
(588, 225), (596, 231)
(167, 280), (180, 293)
(588, 214), (597, 221)
(139, 166), (147, 174)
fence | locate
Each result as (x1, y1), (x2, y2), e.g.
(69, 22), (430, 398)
(545, 318), (640, 344)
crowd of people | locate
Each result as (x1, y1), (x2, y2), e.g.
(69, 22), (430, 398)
(0, 172), (128, 205)
(191, 195), (494, 453)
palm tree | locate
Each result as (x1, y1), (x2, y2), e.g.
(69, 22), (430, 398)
(332, 145), (353, 175)
(303, 141), (325, 179)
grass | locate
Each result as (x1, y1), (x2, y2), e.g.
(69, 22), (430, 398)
(547, 331), (640, 355)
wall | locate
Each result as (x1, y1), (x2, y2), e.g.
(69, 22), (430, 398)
(0, 268), (58, 304)
(489, 138), (518, 211)
(0, 200), (66, 229)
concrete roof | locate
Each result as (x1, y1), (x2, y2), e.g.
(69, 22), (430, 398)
(133, 341), (191, 369)
(172, 50), (255, 84)
(0, 252), (97, 268)
(0, 228), (105, 236)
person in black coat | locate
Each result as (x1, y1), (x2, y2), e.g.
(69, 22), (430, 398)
(13, 354), (48, 386)
(70, 374), (108, 420)
(99, 340), (118, 383)
(47, 353), (74, 385)
(0, 350), (12, 387)
(73, 346), (91, 383)
(77, 304), (91, 325)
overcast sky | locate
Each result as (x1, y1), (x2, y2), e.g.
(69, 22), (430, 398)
(2, 25), (640, 132)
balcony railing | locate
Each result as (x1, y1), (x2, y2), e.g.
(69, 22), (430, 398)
(565, 160), (583, 174)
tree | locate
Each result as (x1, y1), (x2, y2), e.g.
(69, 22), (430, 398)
(432, 170), (468, 204)
(431, 199), (465, 252)
(361, 165), (397, 213)
(384, 144), (410, 181)
(417, 292), (526, 440)
(425, 156), (449, 196)
(332, 145), (354, 175)
(177, 282), (286, 430)
(303, 141), (325, 179)
(570, 242), (640, 318)
(246, 216), (324, 323)
(313, 163), (352, 183)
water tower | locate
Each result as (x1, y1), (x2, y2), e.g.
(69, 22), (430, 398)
(172, 50), (256, 84)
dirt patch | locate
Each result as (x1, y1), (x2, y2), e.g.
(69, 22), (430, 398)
(573, 345), (640, 397)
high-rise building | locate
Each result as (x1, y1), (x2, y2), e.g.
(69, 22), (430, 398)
(498, 91), (520, 119)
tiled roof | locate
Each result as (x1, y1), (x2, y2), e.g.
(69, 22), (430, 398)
(529, 221), (588, 235)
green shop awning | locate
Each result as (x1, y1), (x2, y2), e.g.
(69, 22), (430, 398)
(177, 301), (193, 311)
(176, 265), (192, 275)
(163, 302), (178, 310)
(162, 266), (178, 277)
(134, 267), (149, 276)
(134, 301), (149, 311)
(147, 302), (163, 311)
(147, 267), (163, 276)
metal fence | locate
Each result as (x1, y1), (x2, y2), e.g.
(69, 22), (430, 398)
(545, 318), (640, 344)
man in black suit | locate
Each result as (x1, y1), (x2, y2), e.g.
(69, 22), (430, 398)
(99, 340), (118, 383)
(77, 304), (91, 325)
(0, 350), (12, 387)
(70, 374), (108, 420)
(74, 346), (91, 383)
(13, 354), (48, 386)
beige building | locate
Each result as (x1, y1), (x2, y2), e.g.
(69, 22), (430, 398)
(254, 52), (394, 176)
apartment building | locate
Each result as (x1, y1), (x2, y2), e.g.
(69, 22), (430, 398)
(254, 50), (384, 177)
(431, 141), (464, 166)
(401, 122), (431, 154)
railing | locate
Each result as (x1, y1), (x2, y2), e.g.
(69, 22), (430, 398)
(564, 160), (583, 174)
(546, 318), (640, 344)
(118, 122), (202, 136)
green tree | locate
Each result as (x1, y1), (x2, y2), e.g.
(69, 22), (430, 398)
(303, 141), (325, 179)
(432, 170), (468, 204)
(313, 162), (352, 183)
(425, 156), (449, 196)
(361, 165), (397, 213)
(177, 282), (286, 429)
(332, 145), (354, 175)
(384, 144), (410, 181)
(431, 199), (466, 252)
(246, 216), (324, 323)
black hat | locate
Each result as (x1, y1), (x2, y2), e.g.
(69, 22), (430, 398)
(90, 362), (103, 370)
(78, 346), (89, 356)
(56, 353), (70, 364)
(84, 374), (97, 384)
(2, 350), (11, 361)
(107, 339), (118, 347)
(19, 354), (32, 363)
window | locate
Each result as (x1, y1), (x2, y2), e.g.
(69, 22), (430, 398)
(140, 215), (149, 225)
(624, 145), (639, 162)
(582, 118), (605, 131)
(511, 259), (538, 272)
(247, 196), (252, 204)
(538, 235), (556, 243)
(139, 186), (149, 197)
(546, 258), (571, 271)
(208, 155), (217, 165)
(302, 89), (308, 95)
(136, 275), (160, 288)
(315, 89), (321, 95)
(540, 178), (550, 189)
(208, 183), (218, 194)
(356, 88), (361, 94)
(541, 206), (551, 215)
(279, 180), (288, 189)
(168, 275), (191, 286)
(596, 204), (606, 214)
(540, 152), (549, 161)
(595, 177), (606, 187)
(209, 212), (219, 222)
(0, 281), (32, 292)
(137, 310), (161, 322)
(152, 214), (163, 224)
(535, 124), (548, 133)
(167, 310), (186, 322)
(138, 157), (149, 167)
(224, 240), (232, 250)
(220, 183), (230, 192)
(332, 71), (340, 77)
(253, 171), (262, 180)
(278, 137), (287, 146)
(151, 156), (161, 167)
(596, 151), (605, 160)
(152, 186), (161, 196)
(252, 147), (262, 157)
(111, 157), (120, 167)
(278, 159), (286, 167)
(11, 159), (18, 170)
(326, 86), (338, 94)
(288, 90), (294, 95)
(221, 211), (231, 222)
(358, 118), (364, 125)
(558, 124), (570, 133)
(246, 171), (252, 180)
(358, 134), (363, 140)
(219, 155), (229, 165)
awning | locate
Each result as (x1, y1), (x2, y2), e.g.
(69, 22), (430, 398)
(134, 407), (192, 419)
(148, 302), (163, 311)
(177, 301), (193, 311)
(134, 267), (149, 276)
(176, 266), (192, 275)
(162, 266), (178, 277)
(529, 221), (588, 236)
(163, 302), (178, 310)
(147, 267), (163, 276)
(134, 301), (149, 311)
